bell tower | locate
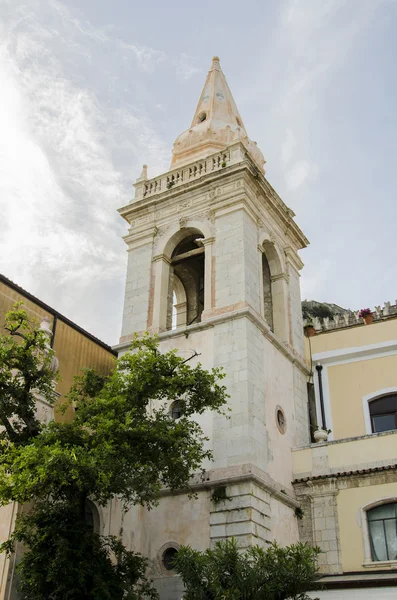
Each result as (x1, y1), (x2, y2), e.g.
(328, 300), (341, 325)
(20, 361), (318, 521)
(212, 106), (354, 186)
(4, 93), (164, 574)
(117, 57), (310, 598)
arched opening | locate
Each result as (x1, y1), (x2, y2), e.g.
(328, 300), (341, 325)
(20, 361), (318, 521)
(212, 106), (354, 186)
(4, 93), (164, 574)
(169, 400), (184, 420)
(84, 499), (100, 534)
(262, 252), (274, 331)
(166, 234), (205, 330)
(258, 237), (289, 342)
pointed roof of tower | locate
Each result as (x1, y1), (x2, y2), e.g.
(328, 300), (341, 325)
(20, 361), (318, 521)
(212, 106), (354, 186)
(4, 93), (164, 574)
(171, 57), (265, 172)
(191, 56), (246, 131)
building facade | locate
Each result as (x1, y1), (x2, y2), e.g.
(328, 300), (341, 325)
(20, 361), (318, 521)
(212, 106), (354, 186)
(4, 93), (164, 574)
(0, 274), (117, 599)
(294, 306), (397, 598)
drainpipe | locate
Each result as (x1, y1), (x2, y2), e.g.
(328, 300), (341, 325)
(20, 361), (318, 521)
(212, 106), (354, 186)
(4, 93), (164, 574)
(315, 363), (327, 429)
(50, 313), (58, 348)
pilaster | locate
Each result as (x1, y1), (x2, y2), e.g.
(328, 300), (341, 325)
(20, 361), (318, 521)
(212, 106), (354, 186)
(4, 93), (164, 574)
(209, 480), (271, 549)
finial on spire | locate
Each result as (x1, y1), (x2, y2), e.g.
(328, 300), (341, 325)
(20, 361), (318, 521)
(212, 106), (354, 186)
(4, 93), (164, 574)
(211, 56), (221, 70)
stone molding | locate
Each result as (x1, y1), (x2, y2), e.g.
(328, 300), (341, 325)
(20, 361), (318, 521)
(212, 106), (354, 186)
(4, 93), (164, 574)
(113, 304), (309, 375)
(119, 144), (308, 253)
(157, 463), (300, 510)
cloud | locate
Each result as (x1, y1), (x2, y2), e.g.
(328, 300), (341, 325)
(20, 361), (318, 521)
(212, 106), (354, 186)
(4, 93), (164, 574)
(175, 52), (202, 80)
(281, 128), (296, 166)
(262, 0), (385, 194)
(0, 0), (172, 343)
(285, 160), (317, 191)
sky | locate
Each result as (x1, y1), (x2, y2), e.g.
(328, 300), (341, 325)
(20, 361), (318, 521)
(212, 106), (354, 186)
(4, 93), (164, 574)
(1, 0), (396, 345)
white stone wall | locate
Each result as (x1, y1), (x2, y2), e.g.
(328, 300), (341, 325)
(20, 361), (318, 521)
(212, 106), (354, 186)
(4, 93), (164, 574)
(212, 316), (267, 470)
(287, 260), (305, 356)
(214, 209), (246, 308)
(121, 240), (153, 338)
(116, 146), (310, 600)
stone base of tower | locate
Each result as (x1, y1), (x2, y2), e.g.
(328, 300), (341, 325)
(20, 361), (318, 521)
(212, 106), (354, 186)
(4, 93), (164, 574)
(99, 464), (300, 600)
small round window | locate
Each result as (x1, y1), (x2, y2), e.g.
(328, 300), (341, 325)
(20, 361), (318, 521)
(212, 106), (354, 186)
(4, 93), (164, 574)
(163, 547), (178, 571)
(276, 406), (286, 434)
(197, 111), (207, 123)
(170, 400), (184, 420)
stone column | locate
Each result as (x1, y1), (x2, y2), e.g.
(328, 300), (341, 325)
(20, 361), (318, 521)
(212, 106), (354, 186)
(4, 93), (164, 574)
(202, 236), (215, 318)
(271, 273), (290, 344)
(151, 254), (171, 333)
(307, 479), (343, 574)
(209, 480), (271, 549)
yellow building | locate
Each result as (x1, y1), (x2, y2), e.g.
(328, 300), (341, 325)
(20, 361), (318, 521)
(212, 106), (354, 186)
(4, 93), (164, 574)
(0, 273), (116, 420)
(0, 273), (116, 599)
(293, 306), (397, 598)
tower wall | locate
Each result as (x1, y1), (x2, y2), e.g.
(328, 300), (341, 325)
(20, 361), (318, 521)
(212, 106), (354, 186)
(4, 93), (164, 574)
(114, 144), (310, 597)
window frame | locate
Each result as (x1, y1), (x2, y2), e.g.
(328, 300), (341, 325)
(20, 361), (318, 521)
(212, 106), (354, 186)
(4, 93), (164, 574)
(361, 497), (397, 568)
(362, 388), (397, 435)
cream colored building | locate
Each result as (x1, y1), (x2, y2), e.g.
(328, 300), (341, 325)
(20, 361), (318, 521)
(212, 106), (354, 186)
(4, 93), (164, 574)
(295, 306), (397, 598)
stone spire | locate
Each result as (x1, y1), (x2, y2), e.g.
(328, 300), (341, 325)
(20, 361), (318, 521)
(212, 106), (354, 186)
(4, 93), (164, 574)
(171, 57), (265, 172)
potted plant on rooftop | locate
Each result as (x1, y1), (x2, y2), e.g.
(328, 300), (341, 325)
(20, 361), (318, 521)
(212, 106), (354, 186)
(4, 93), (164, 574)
(304, 320), (316, 338)
(358, 308), (374, 325)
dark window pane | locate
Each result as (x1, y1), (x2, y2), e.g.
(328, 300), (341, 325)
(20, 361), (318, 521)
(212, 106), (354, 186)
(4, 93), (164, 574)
(163, 547), (178, 571)
(372, 414), (396, 433)
(369, 394), (397, 433)
(170, 401), (184, 420)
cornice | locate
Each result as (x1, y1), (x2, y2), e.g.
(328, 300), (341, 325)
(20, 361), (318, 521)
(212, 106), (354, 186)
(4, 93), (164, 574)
(157, 463), (300, 509)
(119, 145), (309, 252)
(113, 305), (309, 375)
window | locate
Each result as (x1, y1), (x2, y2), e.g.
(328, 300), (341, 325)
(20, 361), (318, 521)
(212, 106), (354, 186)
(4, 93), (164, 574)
(369, 394), (397, 433)
(167, 235), (205, 330)
(170, 400), (184, 420)
(197, 112), (207, 123)
(276, 407), (286, 434)
(368, 503), (397, 562)
(84, 500), (100, 534)
(162, 547), (178, 571)
(262, 253), (274, 331)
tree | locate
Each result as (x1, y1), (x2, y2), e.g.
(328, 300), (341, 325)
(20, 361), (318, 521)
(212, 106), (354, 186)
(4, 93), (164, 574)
(0, 306), (228, 599)
(174, 538), (321, 600)
(0, 304), (57, 444)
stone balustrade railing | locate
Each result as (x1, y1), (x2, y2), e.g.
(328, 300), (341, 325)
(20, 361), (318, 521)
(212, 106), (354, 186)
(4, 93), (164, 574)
(132, 145), (249, 202)
(304, 301), (397, 333)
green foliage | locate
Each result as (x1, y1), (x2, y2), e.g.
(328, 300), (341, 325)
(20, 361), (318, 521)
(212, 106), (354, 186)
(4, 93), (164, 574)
(0, 502), (157, 600)
(0, 312), (228, 599)
(302, 303), (333, 322)
(211, 486), (231, 504)
(174, 538), (321, 600)
(0, 304), (58, 445)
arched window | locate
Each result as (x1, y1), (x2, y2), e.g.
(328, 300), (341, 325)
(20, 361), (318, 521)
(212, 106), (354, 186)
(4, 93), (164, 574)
(166, 234), (205, 330)
(262, 252), (274, 331)
(367, 502), (397, 562)
(369, 394), (397, 433)
(84, 500), (100, 534)
(169, 400), (184, 420)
